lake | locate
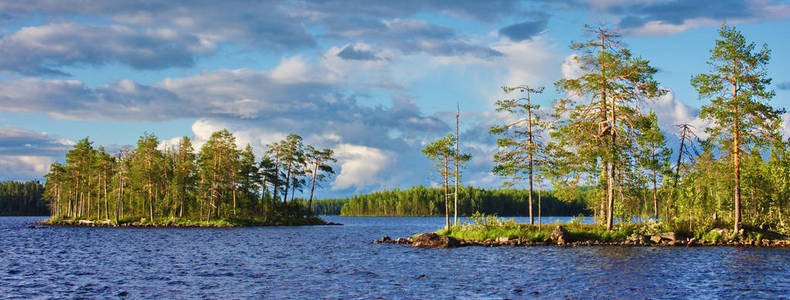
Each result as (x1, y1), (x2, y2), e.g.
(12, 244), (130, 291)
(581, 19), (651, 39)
(2, 216), (789, 299)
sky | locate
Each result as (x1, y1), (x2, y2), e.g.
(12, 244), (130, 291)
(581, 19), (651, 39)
(1, 0), (790, 198)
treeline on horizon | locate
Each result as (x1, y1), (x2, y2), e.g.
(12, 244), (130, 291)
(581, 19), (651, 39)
(316, 185), (589, 217)
(0, 181), (48, 216)
(41, 130), (336, 223)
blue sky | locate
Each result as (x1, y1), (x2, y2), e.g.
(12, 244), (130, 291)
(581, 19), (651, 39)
(1, 0), (790, 198)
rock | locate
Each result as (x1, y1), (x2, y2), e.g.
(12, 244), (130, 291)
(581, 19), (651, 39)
(496, 237), (510, 243)
(77, 220), (94, 225)
(660, 232), (680, 242)
(650, 235), (662, 244)
(411, 233), (461, 248)
(551, 225), (569, 245)
(381, 236), (391, 242)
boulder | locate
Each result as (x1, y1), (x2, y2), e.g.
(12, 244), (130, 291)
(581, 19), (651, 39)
(77, 220), (94, 225)
(395, 238), (410, 244)
(650, 235), (662, 244)
(551, 225), (570, 245)
(496, 237), (510, 243)
(660, 232), (680, 242)
(374, 236), (391, 243)
(411, 233), (461, 248)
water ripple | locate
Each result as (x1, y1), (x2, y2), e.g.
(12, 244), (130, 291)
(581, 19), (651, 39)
(2, 216), (790, 299)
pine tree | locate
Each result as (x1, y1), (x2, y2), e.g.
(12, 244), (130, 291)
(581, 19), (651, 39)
(305, 145), (336, 212)
(691, 24), (784, 232)
(490, 85), (548, 225)
(636, 111), (671, 219)
(554, 25), (664, 230)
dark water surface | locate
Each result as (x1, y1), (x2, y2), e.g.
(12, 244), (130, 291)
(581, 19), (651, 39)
(2, 216), (790, 299)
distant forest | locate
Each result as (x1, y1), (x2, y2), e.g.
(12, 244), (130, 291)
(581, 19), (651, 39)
(315, 186), (590, 217)
(0, 181), (48, 216)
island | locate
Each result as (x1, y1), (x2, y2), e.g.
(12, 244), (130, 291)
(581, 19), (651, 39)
(38, 131), (338, 227)
(375, 214), (790, 248)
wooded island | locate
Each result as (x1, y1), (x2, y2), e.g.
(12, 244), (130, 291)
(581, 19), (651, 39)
(40, 130), (336, 227)
(386, 24), (790, 247)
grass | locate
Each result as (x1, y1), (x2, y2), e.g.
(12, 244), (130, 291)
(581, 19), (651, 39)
(437, 222), (630, 242)
(432, 213), (789, 243)
(42, 215), (329, 227)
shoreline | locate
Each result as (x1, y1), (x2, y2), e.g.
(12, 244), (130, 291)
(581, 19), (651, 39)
(375, 224), (790, 248)
(35, 217), (342, 228)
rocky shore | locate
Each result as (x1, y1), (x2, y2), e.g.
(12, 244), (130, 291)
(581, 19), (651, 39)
(374, 225), (790, 249)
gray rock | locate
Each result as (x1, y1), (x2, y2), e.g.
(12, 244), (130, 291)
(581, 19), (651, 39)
(551, 225), (569, 245)
(660, 232), (680, 242)
(411, 233), (461, 248)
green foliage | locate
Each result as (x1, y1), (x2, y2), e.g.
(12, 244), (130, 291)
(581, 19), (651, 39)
(332, 186), (589, 216)
(439, 212), (632, 242)
(42, 130), (334, 225)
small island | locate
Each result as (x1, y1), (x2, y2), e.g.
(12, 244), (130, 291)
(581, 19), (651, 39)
(376, 214), (790, 248)
(39, 130), (338, 227)
(375, 24), (790, 249)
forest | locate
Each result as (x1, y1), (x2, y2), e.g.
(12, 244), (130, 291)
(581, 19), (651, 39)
(0, 181), (48, 216)
(326, 186), (588, 217)
(41, 130), (335, 225)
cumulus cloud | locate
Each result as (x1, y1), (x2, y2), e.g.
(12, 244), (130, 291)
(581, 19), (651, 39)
(332, 144), (393, 190)
(337, 44), (383, 61)
(645, 90), (710, 139)
(592, 0), (790, 36)
(0, 156), (55, 180)
(0, 23), (214, 75)
(498, 19), (548, 41)
(327, 18), (503, 58)
(782, 113), (790, 140)
(0, 0), (534, 75)
(0, 126), (72, 156)
(0, 126), (73, 180)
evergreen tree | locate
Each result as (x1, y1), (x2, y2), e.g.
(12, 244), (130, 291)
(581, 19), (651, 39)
(636, 111), (671, 219)
(490, 84), (549, 225)
(554, 25), (664, 230)
(305, 145), (336, 211)
(691, 24), (784, 232)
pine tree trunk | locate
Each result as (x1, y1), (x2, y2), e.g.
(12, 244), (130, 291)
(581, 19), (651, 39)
(444, 157), (449, 229)
(733, 107), (742, 232)
(538, 181), (542, 230)
(308, 160), (318, 212)
(528, 91), (534, 225)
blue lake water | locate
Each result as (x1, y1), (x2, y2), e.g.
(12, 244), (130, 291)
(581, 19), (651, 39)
(2, 216), (790, 299)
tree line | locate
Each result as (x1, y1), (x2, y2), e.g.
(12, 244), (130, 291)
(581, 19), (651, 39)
(484, 24), (787, 233)
(42, 130), (335, 222)
(329, 185), (588, 217)
(0, 180), (47, 216)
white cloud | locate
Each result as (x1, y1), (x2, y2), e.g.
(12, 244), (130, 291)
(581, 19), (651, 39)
(0, 155), (55, 180)
(646, 89), (710, 139)
(623, 18), (719, 37)
(561, 54), (583, 80)
(332, 144), (393, 190)
(782, 113), (790, 140)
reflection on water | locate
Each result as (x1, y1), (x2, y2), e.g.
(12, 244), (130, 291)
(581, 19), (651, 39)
(1, 216), (789, 299)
